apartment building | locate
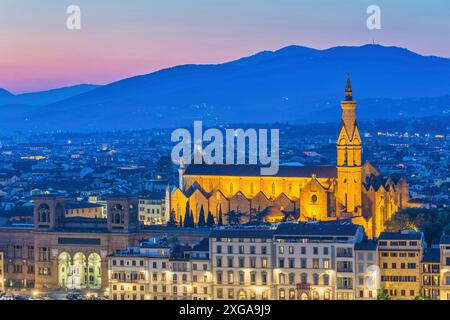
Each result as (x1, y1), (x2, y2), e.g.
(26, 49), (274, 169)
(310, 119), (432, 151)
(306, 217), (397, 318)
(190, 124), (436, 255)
(106, 223), (450, 300)
(439, 235), (450, 300)
(209, 229), (274, 300)
(421, 247), (440, 300)
(185, 239), (212, 300)
(272, 222), (364, 300)
(378, 231), (424, 300)
(355, 240), (379, 300)
(138, 193), (166, 225)
(108, 237), (211, 300)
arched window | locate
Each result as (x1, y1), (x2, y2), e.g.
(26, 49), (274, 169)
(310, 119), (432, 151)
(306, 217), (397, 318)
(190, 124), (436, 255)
(323, 274), (330, 286)
(289, 289), (296, 300)
(279, 273), (285, 284)
(313, 273), (319, 285)
(261, 271), (267, 285)
(228, 271), (234, 284)
(38, 203), (50, 223)
(288, 273), (295, 285)
(279, 289), (285, 299)
(301, 273), (308, 284)
(114, 213), (122, 224)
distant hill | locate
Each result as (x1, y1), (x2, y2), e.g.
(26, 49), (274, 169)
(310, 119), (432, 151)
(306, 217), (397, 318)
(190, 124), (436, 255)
(0, 88), (14, 101)
(0, 84), (100, 106)
(1, 44), (450, 133)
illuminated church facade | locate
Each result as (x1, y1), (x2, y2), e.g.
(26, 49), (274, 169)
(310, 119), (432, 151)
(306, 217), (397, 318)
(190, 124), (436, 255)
(169, 77), (410, 238)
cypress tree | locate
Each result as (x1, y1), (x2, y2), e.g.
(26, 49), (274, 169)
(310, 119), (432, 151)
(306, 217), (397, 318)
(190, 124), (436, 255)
(190, 210), (195, 228)
(206, 211), (215, 227)
(218, 206), (223, 226)
(198, 205), (206, 227)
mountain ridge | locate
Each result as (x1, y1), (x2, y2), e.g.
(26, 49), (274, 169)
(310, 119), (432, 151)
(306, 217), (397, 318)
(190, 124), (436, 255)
(1, 44), (450, 133)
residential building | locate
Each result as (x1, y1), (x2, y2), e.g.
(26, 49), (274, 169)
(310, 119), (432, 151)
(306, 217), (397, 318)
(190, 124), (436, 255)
(273, 222), (364, 300)
(421, 247), (440, 300)
(378, 231), (424, 300)
(355, 240), (379, 300)
(138, 193), (166, 225)
(210, 228), (274, 300)
(439, 235), (450, 300)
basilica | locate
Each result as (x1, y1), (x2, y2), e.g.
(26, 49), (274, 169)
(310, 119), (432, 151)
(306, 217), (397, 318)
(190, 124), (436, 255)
(169, 76), (410, 238)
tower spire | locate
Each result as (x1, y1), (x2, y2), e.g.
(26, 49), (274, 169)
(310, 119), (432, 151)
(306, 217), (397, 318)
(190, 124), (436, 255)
(345, 74), (353, 101)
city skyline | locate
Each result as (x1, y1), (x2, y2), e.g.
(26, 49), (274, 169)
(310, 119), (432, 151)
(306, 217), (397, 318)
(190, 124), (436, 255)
(1, 0), (450, 93)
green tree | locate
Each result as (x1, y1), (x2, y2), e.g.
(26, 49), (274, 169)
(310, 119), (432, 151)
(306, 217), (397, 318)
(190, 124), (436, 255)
(198, 205), (206, 227)
(190, 210), (196, 228)
(183, 203), (193, 228)
(167, 209), (177, 227)
(377, 289), (391, 300)
(226, 210), (245, 226)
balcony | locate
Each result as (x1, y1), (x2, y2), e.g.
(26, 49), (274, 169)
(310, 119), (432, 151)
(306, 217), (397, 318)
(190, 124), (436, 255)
(296, 282), (311, 290)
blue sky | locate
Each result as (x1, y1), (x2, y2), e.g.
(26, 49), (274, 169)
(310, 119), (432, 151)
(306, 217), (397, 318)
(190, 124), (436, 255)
(1, 0), (449, 93)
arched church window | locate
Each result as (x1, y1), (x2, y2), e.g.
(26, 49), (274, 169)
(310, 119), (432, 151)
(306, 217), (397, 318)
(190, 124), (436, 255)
(114, 213), (122, 224)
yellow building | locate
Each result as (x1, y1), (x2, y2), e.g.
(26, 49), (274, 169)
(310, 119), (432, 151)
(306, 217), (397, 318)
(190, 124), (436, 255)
(169, 76), (410, 238)
(378, 231), (424, 299)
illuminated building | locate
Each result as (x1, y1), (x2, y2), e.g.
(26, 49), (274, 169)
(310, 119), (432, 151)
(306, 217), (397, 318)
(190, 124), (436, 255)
(439, 235), (450, 300)
(272, 222), (363, 300)
(170, 76), (410, 238)
(108, 238), (211, 300)
(138, 193), (167, 225)
(0, 195), (209, 291)
(65, 201), (106, 219)
(421, 247), (440, 300)
(354, 240), (379, 299)
(378, 231), (424, 300)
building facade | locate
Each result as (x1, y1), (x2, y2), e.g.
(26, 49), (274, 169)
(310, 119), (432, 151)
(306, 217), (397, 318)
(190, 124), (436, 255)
(108, 221), (370, 300)
(169, 77), (410, 238)
(138, 193), (167, 225)
(378, 231), (424, 300)
(439, 236), (450, 300)
(0, 195), (209, 292)
(0, 251), (4, 293)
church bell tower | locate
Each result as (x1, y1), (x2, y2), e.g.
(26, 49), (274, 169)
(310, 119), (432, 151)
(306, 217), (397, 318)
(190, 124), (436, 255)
(336, 75), (362, 216)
